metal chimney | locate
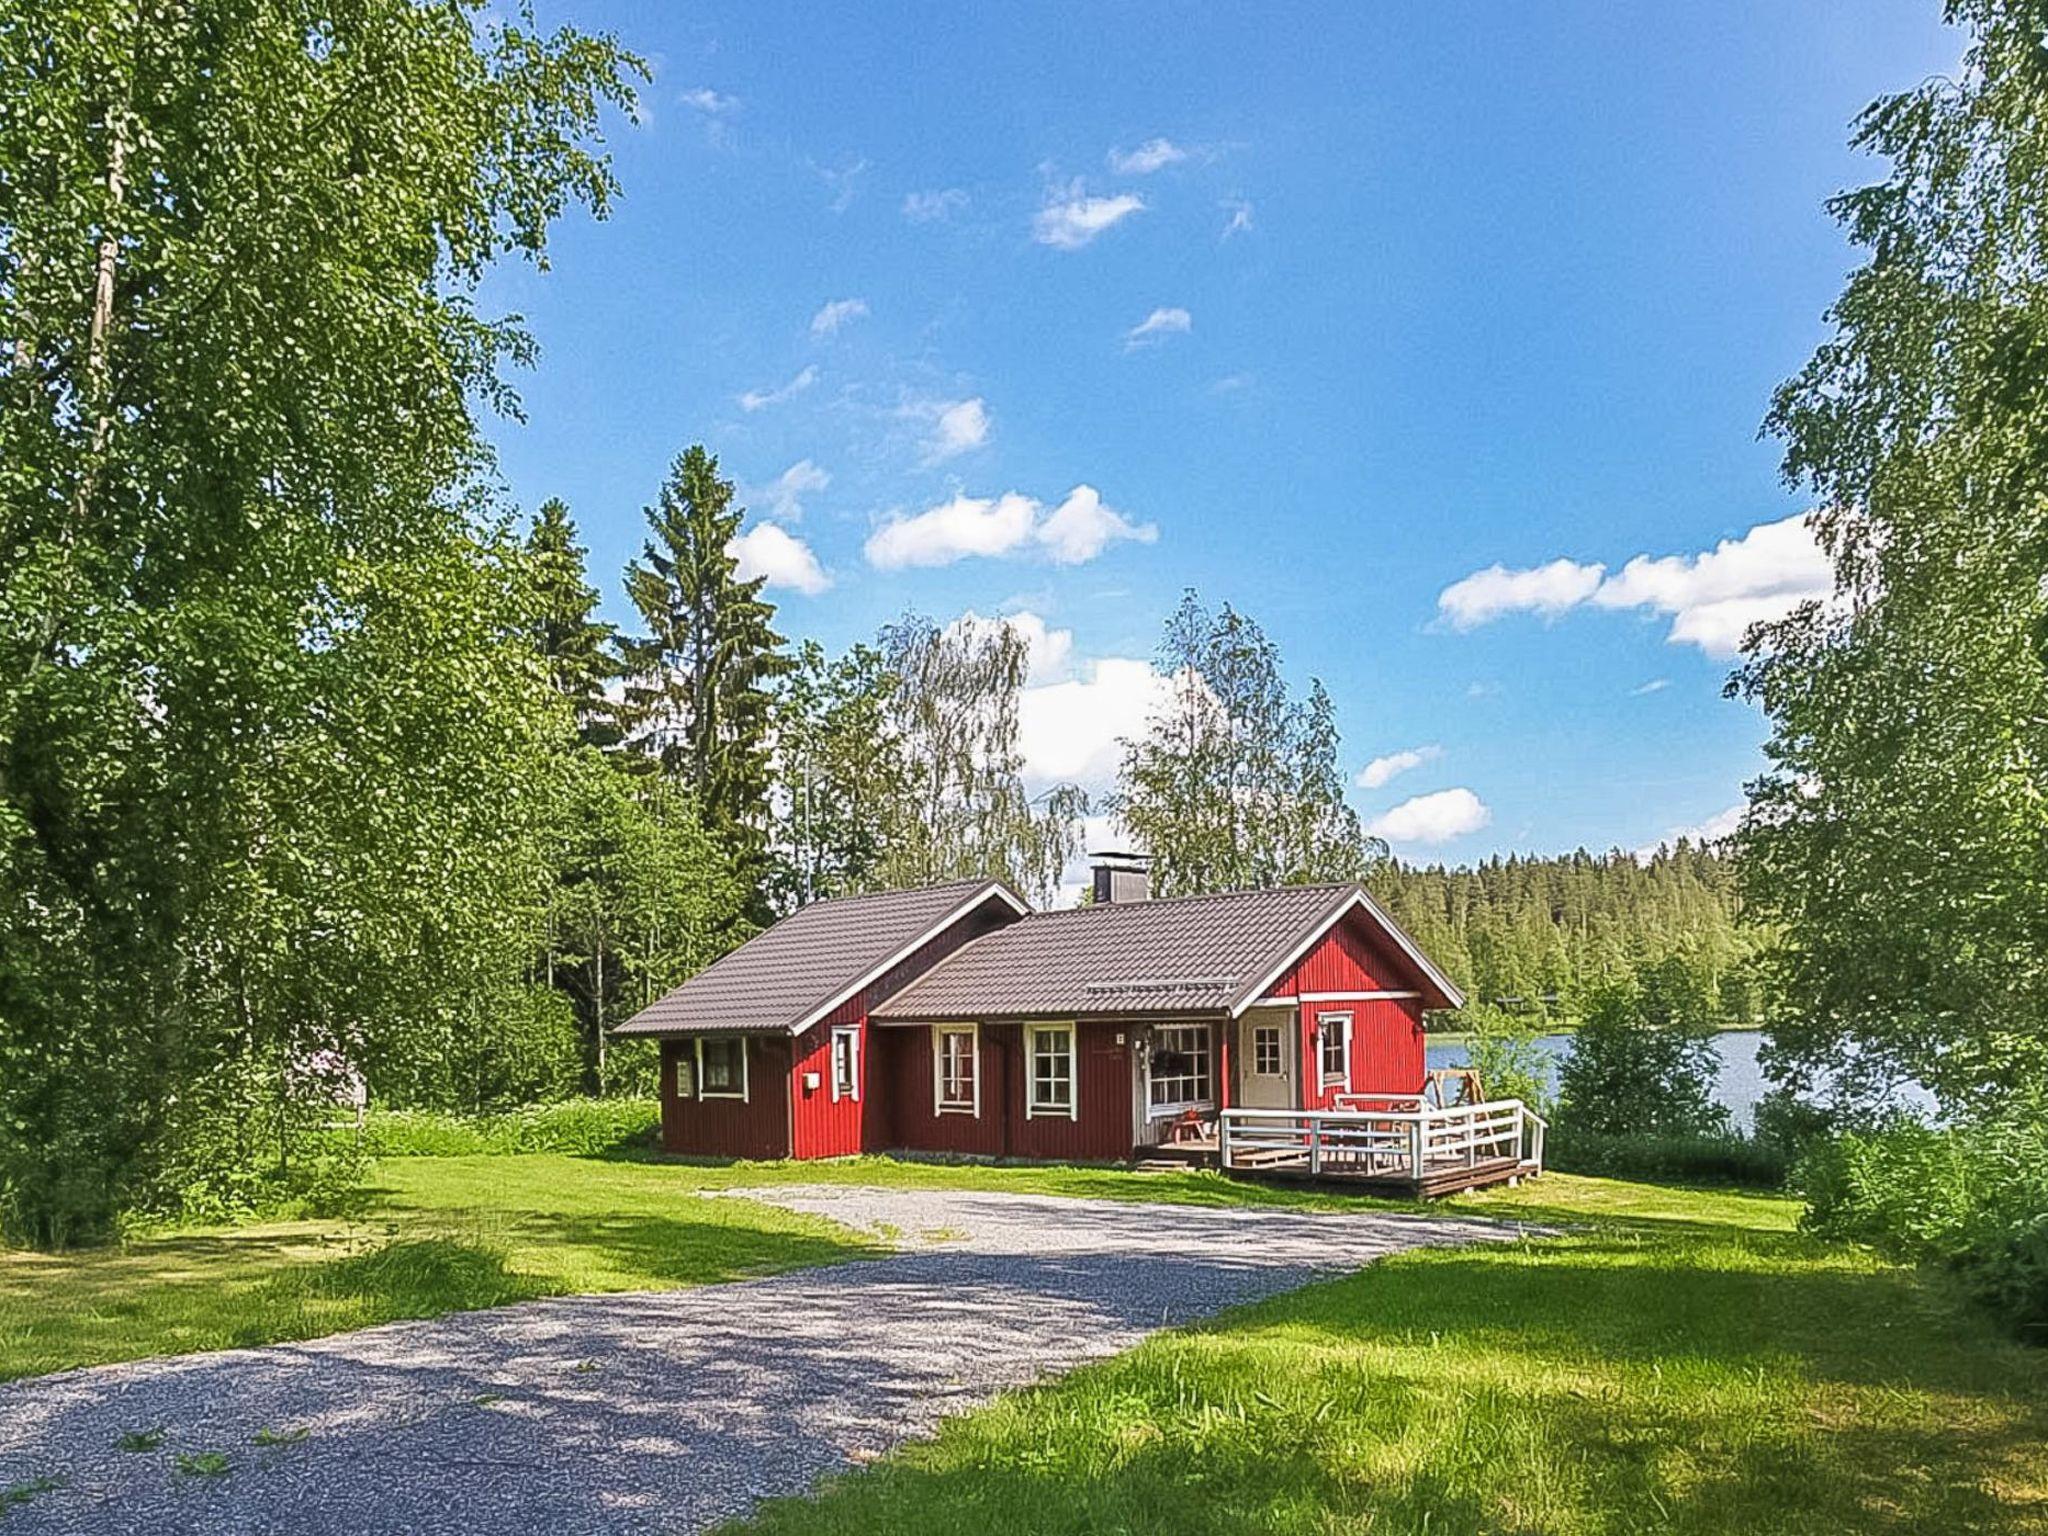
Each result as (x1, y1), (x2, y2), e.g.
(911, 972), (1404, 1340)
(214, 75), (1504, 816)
(1090, 851), (1151, 905)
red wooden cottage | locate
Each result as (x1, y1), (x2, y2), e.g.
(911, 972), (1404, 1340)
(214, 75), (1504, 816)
(616, 857), (1467, 1166)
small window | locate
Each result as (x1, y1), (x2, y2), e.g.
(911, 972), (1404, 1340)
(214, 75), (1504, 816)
(1148, 1024), (1214, 1112)
(1318, 1013), (1351, 1087)
(699, 1036), (748, 1100)
(934, 1025), (978, 1115)
(831, 1025), (860, 1102)
(1252, 1024), (1284, 1077)
(1027, 1024), (1077, 1118)
(674, 1053), (695, 1099)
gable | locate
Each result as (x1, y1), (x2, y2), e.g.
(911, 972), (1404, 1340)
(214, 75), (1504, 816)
(615, 879), (1028, 1038)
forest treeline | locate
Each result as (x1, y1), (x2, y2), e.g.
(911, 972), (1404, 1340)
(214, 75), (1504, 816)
(1370, 846), (1762, 1028)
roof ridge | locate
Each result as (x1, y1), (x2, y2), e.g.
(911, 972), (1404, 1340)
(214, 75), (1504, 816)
(1023, 879), (1361, 920)
(790, 875), (1013, 914)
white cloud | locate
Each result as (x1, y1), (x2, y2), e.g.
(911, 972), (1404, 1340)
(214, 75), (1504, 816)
(924, 396), (991, 462)
(1631, 677), (1672, 696)
(758, 459), (829, 522)
(737, 365), (818, 412)
(865, 485), (1156, 571)
(1020, 656), (1176, 790)
(1108, 138), (1186, 175)
(866, 491), (1039, 570)
(1589, 513), (1833, 657)
(809, 298), (868, 337)
(680, 87), (739, 114)
(1220, 197), (1254, 238)
(1125, 306), (1192, 349)
(1635, 802), (1745, 860)
(1034, 182), (1145, 249)
(1436, 513), (1833, 657)
(1366, 787), (1492, 846)
(815, 157), (869, 213)
(1437, 558), (1607, 629)
(903, 188), (969, 222)
(1035, 485), (1157, 565)
(727, 523), (830, 595)
(1357, 744), (1442, 790)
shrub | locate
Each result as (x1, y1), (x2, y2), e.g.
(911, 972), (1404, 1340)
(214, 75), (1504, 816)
(358, 1098), (659, 1158)
(1556, 956), (1729, 1138)
(1455, 1004), (1555, 1113)
(1547, 1126), (1789, 1187)
(1799, 1112), (2048, 1343)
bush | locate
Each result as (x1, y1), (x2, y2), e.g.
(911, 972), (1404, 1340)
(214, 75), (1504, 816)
(1455, 1004), (1555, 1113)
(1799, 1113), (2048, 1343)
(1547, 1126), (1790, 1187)
(358, 1098), (660, 1158)
(1556, 956), (1729, 1138)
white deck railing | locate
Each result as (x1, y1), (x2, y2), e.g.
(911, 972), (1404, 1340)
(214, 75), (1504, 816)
(1216, 1098), (1546, 1182)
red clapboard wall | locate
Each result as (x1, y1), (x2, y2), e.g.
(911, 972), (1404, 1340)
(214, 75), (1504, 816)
(1263, 914), (1427, 1110)
(658, 1035), (793, 1159)
(786, 895), (1022, 1159)
(873, 1022), (1134, 1160)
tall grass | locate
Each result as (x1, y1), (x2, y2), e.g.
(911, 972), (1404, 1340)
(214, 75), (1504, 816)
(357, 1099), (659, 1158)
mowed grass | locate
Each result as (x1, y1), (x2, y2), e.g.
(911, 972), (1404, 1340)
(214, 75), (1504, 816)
(722, 1174), (2048, 1536)
(0, 1155), (880, 1382)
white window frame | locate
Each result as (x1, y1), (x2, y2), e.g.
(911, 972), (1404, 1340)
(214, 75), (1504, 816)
(696, 1035), (750, 1102)
(1318, 1011), (1352, 1089)
(1146, 1023), (1215, 1118)
(1251, 1023), (1285, 1078)
(932, 1023), (980, 1117)
(1025, 1023), (1079, 1121)
(830, 1024), (861, 1103)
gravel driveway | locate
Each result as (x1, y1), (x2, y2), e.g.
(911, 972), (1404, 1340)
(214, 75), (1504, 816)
(0, 1186), (1526, 1535)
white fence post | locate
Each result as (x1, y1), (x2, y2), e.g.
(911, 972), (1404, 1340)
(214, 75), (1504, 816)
(1308, 1117), (1322, 1177)
(1219, 1111), (1233, 1169)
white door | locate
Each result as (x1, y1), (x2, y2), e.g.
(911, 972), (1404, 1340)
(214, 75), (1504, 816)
(1238, 1012), (1294, 1109)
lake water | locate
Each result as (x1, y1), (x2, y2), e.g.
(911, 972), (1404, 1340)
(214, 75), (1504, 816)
(1425, 1029), (1775, 1129)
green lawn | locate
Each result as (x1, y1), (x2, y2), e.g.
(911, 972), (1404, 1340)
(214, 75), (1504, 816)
(720, 1173), (2048, 1535)
(0, 1152), (1366, 1383)
(4, 1155), (2043, 1533)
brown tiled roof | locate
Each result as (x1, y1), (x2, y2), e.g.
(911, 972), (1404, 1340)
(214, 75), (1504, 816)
(613, 879), (1027, 1037)
(871, 881), (1460, 1020)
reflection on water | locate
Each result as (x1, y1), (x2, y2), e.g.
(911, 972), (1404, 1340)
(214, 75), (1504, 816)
(1424, 1029), (1934, 1129)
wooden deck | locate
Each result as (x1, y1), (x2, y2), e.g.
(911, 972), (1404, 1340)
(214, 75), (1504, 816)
(1186, 1099), (1547, 1198)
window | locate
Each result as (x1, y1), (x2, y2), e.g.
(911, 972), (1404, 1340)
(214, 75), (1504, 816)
(674, 1053), (695, 1099)
(698, 1036), (748, 1100)
(1318, 1013), (1351, 1087)
(934, 1025), (979, 1115)
(1148, 1024), (1213, 1112)
(831, 1025), (860, 1102)
(1252, 1024), (1284, 1077)
(1027, 1024), (1077, 1118)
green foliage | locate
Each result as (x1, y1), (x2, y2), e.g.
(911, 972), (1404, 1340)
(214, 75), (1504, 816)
(1800, 1113), (2048, 1342)
(770, 640), (906, 906)
(174, 1451), (230, 1479)
(622, 447), (791, 914)
(525, 500), (622, 751)
(1454, 1004), (1554, 1113)
(870, 614), (1086, 905)
(357, 1099), (659, 1158)
(117, 1427), (166, 1453)
(1376, 843), (1765, 1025)
(1110, 592), (1381, 896)
(0, 2), (639, 1244)
(1555, 955), (1730, 1138)
(1546, 1127), (1790, 1188)
(1737, 0), (2048, 1114)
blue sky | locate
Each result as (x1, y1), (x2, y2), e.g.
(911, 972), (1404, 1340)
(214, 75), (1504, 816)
(482, 1), (1961, 865)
